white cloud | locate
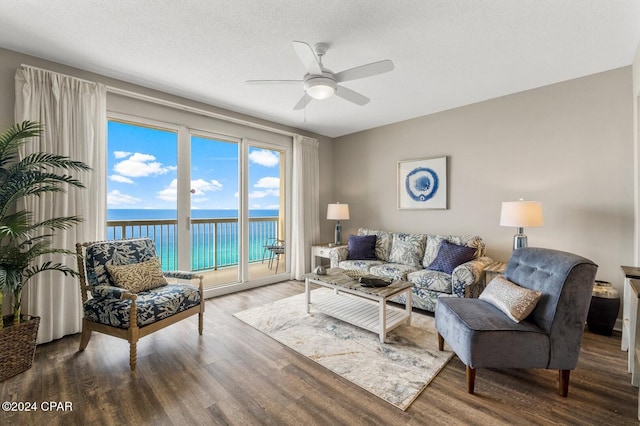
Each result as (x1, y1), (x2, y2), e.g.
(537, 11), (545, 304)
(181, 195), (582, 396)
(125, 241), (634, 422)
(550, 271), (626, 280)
(107, 190), (141, 205)
(254, 177), (279, 189)
(190, 178), (223, 195)
(157, 178), (224, 202)
(114, 152), (174, 177)
(114, 151), (132, 159)
(109, 175), (134, 184)
(249, 176), (279, 199)
(157, 179), (178, 202)
(249, 149), (279, 167)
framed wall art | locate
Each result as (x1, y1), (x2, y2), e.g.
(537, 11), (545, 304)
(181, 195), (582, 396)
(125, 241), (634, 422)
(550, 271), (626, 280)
(397, 156), (447, 209)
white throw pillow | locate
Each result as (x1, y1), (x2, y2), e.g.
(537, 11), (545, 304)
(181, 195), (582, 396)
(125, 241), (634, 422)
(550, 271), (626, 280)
(480, 276), (542, 323)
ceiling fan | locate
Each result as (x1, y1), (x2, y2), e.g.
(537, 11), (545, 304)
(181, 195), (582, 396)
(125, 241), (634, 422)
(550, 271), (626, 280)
(247, 41), (394, 110)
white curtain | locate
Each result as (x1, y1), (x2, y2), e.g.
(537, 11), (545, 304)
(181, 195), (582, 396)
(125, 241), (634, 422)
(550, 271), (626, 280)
(15, 66), (107, 343)
(290, 134), (320, 280)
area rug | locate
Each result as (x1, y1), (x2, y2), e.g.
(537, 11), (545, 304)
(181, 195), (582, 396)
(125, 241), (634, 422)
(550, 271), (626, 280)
(233, 288), (453, 410)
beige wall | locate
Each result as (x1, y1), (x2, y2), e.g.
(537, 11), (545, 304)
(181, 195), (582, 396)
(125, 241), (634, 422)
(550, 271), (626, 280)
(333, 67), (634, 295)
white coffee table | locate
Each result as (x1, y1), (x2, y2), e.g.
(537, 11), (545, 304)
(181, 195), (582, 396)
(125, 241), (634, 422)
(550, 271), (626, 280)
(304, 268), (413, 343)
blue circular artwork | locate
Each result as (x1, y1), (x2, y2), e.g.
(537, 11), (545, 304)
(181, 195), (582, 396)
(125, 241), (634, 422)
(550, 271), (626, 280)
(405, 167), (439, 202)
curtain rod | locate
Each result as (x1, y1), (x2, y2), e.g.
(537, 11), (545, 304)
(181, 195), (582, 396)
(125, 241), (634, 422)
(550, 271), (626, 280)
(20, 63), (98, 86)
(21, 63), (295, 138)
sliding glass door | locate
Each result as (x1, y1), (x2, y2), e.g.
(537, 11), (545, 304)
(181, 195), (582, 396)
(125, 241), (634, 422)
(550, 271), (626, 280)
(107, 116), (289, 295)
(106, 120), (178, 268)
(247, 144), (285, 280)
(188, 133), (240, 287)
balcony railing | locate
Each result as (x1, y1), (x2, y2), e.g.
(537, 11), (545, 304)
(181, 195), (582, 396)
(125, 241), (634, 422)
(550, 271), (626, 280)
(106, 217), (279, 272)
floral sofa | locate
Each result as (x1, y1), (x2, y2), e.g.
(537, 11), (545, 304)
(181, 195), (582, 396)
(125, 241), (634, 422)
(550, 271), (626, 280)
(328, 228), (494, 312)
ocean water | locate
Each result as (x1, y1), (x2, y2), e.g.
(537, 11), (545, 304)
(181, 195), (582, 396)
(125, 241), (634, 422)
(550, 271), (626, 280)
(108, 209), (278, 221)
(107, 209), (280, 271)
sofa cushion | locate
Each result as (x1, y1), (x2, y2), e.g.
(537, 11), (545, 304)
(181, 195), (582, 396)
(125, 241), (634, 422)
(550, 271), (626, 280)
(423, 235), (484, 268)
(428, 240), (477, 274)
(338, 259), (386, 272)
(407, 269), (452, 294)
(369, 263), (420, 281)
(346, 234), (377, 260)
(83, 283), (201, 328)
(388, 233), (426, 268)
(357, 228), (393, 261)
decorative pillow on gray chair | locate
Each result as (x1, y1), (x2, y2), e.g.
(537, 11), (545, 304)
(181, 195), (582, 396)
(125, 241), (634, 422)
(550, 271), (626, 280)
(347, 234), (378, 260)
(479, 276), (542, 322)
(428, 240), (476, 274)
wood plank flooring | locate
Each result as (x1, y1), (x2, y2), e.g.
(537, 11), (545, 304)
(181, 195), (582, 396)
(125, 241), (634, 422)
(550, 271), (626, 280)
(0, 281), (637, 425)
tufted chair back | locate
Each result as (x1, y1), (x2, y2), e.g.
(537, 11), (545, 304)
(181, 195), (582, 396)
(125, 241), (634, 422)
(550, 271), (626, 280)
(504, 247), (598, 369)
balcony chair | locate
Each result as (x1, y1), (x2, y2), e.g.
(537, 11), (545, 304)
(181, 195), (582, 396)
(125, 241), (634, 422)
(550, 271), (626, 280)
(435, 247), (597, 397)
(76, 238), (204, 371)
(262, 237), (285, 273)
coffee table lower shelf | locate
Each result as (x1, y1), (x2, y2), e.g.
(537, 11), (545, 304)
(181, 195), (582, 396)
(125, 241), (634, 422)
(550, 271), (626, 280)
(311, 292), (410, 342)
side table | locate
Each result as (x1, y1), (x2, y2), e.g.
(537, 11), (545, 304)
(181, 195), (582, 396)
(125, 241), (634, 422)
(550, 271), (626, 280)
(484, 261), (507, 286)
(311, 243), (347, 271)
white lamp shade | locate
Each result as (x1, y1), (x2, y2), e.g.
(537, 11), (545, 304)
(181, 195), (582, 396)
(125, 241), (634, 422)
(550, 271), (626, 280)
(327, 203), (350, 220)
(500, 200), (544, 227)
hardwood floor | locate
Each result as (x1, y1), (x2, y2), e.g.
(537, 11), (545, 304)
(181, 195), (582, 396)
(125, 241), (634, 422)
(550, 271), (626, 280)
(0, 281), (637, 425)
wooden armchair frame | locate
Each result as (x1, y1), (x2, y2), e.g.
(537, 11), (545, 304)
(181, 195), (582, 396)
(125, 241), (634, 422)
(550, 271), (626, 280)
(76, 240), (205, 371)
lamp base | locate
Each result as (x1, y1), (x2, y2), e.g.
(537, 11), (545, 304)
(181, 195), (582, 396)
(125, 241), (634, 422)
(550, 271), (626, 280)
(513, 233), (528, 250)
(335, 222), (342, 245)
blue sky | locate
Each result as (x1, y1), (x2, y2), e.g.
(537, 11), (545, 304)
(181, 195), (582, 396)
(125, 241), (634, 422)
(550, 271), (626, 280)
(107, 121), (281, 210)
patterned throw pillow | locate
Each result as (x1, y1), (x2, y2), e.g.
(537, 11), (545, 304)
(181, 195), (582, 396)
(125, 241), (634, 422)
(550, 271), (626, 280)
(388, 233), (426, 268)
(106, 258), (168, 293)
(480, 276), (542, 323)
(347, 234), (378, 260)
(428, 240), (476, 274)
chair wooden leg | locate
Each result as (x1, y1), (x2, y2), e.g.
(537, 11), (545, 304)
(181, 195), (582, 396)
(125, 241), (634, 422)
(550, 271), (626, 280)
(559, 369), (570, 397)
(437, 332), (444, 351)
(129, 340), (137, 371)
(78, 320), (92, 351)
(467, 365), (476, 394)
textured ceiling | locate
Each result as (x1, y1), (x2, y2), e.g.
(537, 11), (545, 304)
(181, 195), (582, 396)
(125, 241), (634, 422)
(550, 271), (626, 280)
(1, 1), (639, 138)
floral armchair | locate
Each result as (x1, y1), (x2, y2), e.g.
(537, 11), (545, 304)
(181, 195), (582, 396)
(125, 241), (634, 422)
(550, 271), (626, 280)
(76, 238), (204, 371)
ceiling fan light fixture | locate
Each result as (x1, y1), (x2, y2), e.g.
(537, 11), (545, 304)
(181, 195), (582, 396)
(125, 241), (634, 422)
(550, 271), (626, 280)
(304, 77), (337, 99)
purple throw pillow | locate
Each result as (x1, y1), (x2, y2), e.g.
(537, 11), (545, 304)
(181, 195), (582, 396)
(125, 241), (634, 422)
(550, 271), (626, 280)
(428, 240), (476, 274)
(347, 234), (377, 260)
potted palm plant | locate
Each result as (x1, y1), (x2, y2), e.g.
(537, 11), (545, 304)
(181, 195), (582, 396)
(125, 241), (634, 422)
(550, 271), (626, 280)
(0, 120), (90, 380)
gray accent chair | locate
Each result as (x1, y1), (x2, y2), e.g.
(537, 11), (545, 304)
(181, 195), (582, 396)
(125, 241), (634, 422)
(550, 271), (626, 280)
(435, 247), (598, 396)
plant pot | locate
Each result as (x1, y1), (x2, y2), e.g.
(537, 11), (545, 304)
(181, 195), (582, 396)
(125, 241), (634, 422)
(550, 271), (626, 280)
(0, 315), (39, 381)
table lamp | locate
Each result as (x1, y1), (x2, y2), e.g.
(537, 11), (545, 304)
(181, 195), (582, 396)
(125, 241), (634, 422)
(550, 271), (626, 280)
(327, 202), (350, 245)
(500, 199), (544, 250)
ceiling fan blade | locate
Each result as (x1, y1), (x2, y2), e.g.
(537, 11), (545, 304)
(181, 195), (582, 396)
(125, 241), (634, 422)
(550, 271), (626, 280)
(335, 85), (369, 106)
(334, 60), (394, 83)
(293, 93), (312, 110)
(246, 80), (302, 85)
(292, 41), (322, 75)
